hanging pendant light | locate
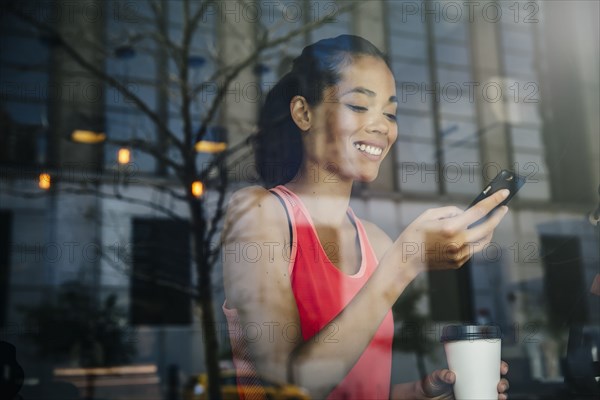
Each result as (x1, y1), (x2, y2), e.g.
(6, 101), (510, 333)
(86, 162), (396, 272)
(195, 126), (227, 153)
(39, 173), (51, 190)
(117, 147), (131, 164)
(69, 113), (106, 144)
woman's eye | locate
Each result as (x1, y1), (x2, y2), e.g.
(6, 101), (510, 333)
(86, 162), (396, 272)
(385, 113), (397, 122)
(347, 104), (368, 112)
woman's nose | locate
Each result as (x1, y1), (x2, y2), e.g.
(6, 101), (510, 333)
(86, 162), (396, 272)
(366, 113), (389, 135)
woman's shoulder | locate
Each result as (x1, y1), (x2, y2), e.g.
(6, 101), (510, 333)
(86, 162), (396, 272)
(229, 184), (272, 203)
(222, 186), (298, 317)
(228, 185), (284, 213)
(223, 185), (289, 241)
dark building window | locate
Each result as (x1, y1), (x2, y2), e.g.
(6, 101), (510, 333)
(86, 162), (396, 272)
(541, 235), (587, 327)
(0, 211), (12, 327)
(131, 218), (191, 325)
(428, 260), (474, 323)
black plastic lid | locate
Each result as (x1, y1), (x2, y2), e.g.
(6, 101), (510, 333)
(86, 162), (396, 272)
(440, 325), (502, 342)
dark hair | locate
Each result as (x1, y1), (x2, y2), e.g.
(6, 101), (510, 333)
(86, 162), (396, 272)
(254, 34), (390, 188)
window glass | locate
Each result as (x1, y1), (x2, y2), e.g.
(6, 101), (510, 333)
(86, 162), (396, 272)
(386, 0), (427, 36)
(510, 126), (543, 150)
(310, 0), (351, 42)
(393, 61), (430, 86)
(397, 113), (435, 140)
(432, 5), (468, 41)
(392, 36), (428, 61)
(501, 29), (535, 53)
(396, 140), (436, 164)
(397, 163), (439, 193)
(435, 42), (471, 67)
(517, 176), (550, 200)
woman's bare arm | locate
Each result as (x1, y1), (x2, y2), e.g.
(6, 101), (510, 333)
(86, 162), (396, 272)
(222, 186), (301, 384)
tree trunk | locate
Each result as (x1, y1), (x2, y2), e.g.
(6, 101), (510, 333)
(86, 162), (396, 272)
(190, 197), (222, 400)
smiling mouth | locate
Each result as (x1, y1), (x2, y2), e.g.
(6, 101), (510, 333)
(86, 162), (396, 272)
(353, 142), (384, 156)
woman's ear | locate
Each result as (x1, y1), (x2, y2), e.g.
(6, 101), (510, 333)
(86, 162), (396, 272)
(290, 95), (312, 132)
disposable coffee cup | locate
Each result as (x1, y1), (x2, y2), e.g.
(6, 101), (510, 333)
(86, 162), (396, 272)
(441, 325), (502, 400)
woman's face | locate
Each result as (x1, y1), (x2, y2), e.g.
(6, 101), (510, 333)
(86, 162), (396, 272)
(300, 55), (398, 183)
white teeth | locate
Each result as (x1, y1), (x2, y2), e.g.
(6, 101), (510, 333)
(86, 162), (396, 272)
(354, 143), (383, 156)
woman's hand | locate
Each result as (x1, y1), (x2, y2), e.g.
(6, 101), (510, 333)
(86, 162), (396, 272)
(418, 361), (510, 400)
(396, 189), (510, 272)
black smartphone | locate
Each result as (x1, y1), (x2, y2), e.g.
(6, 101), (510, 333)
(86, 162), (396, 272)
(467, 169), (526, 211)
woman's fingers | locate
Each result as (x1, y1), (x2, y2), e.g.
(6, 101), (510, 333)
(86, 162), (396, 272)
(425, 206), (507, 268)
(501, 360), (509, 375)
(498, 361), (510, 399)
(421, 190), (508, 240)
(420, 369), (455, 398)
(456, 189), (510, 230)
(498, 378), (510, 393)
(415, 195), (510, 271)
(435, 207), (508, 267)
(417, 206), (464, 223)
(464, 206), (509, 244)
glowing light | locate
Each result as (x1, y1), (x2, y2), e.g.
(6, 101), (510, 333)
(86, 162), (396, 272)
(117, 148), (131, 164)
(54, 364), (157, 376)
(195, 126), (227, 153)
(194, 140), (227, 153)
(71, 129), (106, 144)
(39, 173), (51, 190)
(191, 181), (204, 198)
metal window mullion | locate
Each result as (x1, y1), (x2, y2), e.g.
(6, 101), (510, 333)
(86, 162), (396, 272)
(424, 0), (444, 195)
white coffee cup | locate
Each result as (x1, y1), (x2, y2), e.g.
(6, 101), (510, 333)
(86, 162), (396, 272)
(441, 325), (502, 400)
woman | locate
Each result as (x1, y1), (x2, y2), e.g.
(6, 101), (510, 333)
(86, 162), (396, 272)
(222, 35), (509, 399)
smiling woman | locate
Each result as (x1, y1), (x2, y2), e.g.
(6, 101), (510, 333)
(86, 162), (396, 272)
(221, 35), (510, 400)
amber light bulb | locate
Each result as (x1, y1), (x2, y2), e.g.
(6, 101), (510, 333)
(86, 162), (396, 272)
(39, 173), (51, 190)
(117, 148), (131, 164)
(191, 181), (204, 198)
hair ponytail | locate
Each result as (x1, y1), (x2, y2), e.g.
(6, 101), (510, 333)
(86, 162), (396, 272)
(254, 72), (304, 187)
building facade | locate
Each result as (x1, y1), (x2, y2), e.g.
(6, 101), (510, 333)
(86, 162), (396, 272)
(1, 0), (598, 396)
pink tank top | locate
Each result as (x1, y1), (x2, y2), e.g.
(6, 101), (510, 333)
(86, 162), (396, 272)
(223, 185), (394, 399)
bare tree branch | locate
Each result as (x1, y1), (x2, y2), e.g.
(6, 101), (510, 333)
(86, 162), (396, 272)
(110, 175), (188, 203)
(107, 138), (183, 173)
(1, 3), (357, 398)
(145, 0), (184, 71)
(144, 181), (187, 202)
(189, 0), (213, 37)
(180, 0), (194, 152)
(5, 3), (186, 155)
(205, 161), (228, 266)
(4, 186), (187, 222)
(191, 2), (356, 147)
(90, 190), (186, 222)
(100, 251), (199, 298)
(198, 132), (257, 182)
(119, 30), (182, 63)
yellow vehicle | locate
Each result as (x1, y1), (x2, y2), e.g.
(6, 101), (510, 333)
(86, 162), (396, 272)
(183, 369), (310, 400)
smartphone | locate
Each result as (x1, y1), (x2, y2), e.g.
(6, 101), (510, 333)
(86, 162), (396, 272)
(467, 169), (526, 212)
